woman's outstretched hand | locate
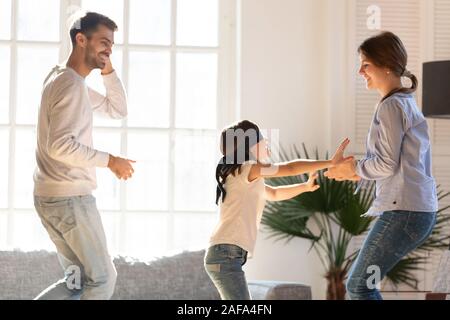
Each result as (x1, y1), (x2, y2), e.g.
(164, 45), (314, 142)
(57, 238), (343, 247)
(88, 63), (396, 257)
(325, 163), (360, 181)
(325, 138), (359, 181)
(331, 138), (354, 166)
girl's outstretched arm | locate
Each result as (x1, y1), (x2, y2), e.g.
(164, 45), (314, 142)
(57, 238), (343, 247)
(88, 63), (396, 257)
(249, 138), (353, 181)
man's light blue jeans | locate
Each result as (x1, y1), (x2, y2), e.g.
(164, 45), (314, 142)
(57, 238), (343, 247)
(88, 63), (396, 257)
(346, 210), (437, 300)
(204, 244), (251, 300)
(34, 195), (117, 300)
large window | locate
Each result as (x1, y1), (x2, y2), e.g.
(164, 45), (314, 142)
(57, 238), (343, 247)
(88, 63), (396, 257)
(0, 0), (236, 261)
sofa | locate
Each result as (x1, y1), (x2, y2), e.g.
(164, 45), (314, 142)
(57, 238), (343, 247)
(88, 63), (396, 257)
(0, 249), (312, 300)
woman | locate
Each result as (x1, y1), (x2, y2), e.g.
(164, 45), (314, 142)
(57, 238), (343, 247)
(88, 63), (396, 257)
(325, 31), (438, 300)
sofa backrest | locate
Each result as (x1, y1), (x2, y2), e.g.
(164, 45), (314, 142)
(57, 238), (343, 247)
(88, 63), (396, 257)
(113, 250), (220, 300)
(0, 250), (220, 300)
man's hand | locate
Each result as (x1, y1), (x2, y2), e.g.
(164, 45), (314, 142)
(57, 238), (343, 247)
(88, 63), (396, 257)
(101, 57), (114, 75)
(108, 154), (136, 180)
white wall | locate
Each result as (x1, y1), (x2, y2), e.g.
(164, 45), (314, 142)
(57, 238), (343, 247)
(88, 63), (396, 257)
(238, 0), (334, 300)
(239, 0), (330, 148)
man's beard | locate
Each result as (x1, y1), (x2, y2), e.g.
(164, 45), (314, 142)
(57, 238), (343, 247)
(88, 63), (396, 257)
(85, 47), (105, 70)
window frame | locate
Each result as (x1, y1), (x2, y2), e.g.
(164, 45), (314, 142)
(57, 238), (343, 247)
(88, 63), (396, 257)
(0, 0), (237, 256)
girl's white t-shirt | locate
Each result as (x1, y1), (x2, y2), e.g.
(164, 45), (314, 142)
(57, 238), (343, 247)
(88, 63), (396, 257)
(209, 161), (266, 258)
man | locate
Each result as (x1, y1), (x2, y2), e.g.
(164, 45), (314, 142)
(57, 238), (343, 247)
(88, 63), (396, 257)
(33, 11), (134, 300)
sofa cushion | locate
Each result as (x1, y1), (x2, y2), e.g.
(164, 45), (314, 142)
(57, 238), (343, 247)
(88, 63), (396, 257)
(0, 250), (61, 300)
(113, 251), (219, 300)
(0, 249), (311, 300)
(248, 280), (312, 300)
(0, 249), (219, 300)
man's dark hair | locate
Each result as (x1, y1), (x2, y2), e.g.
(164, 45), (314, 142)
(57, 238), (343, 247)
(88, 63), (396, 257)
(69, 12), (118, 47)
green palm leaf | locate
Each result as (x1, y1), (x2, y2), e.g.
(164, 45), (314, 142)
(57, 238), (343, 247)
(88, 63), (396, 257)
(385, 255), (428, 289)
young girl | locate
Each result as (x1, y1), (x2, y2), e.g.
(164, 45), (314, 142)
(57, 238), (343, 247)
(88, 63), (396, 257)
(204, 120), (352, 300)
(325, 31), (438, 300)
